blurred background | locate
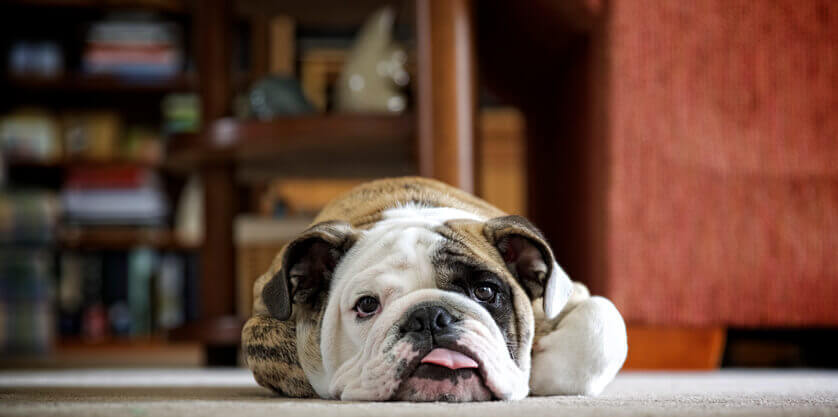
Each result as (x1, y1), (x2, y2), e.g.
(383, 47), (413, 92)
(0, 0), (835, 370)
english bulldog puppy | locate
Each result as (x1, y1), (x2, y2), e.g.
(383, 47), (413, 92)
(243, 177), (627, 401)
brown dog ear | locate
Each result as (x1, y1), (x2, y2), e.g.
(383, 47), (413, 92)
(484, 216), (573, 320)
(262, 221), (358, 321)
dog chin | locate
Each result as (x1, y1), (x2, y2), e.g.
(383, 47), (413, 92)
(393, 365), (493, 402)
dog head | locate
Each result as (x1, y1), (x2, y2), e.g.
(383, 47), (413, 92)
(260, 206), (573, 401)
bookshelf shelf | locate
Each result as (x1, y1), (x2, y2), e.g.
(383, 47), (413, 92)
(3, 0), (188, 14)
(166, 114), (416, 177)
(0, 338), (203, 369)
(168, 315), (245, 345)
(5, 73), (196, 93)
(233, 0), (403, 27)
(58, 227), (198, 251)
(6, 157), (162, 170)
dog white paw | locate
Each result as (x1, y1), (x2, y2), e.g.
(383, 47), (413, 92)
(529, 296), (627, 396)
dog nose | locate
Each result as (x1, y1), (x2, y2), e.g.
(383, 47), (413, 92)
(404, 305), (455, 335)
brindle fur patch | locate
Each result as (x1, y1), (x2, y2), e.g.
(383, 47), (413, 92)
(242, 316), (317, 397)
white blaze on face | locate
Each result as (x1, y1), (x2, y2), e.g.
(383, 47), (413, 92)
(314, 205), (531, 401)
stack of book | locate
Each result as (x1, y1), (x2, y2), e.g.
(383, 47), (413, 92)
(57, 250), (199, 340)
(82, 16), (182, 80)
(61, 166), (168, 226)
(0, 191), (59, 245)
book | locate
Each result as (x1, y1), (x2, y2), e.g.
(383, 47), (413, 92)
(102, 252), (131, 336)
(182, 252), (200, 322)
(155, 253), (184, 330)
(79, 253), (106, 342)
(58, 253), (84, 337)
(61, 168), (168, 226)
(0, 249), (54, 354)
(61, 188), (168, 225)
(65, 166), (150, 189)
(0, 191), (59, 245)
(127, 248), (157, 336)
(82, 18), (183, 80)
(58, 250), (195, 339)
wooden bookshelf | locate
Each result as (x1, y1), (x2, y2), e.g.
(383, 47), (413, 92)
(163, 114), (415, 351)
(0, 0), (202, 365)
(162, 115), (415, 350)
(0, 0), (454, 366)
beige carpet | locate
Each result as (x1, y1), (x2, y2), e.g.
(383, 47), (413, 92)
(1, 369), (837, 416)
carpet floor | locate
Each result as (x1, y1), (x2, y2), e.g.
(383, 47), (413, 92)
(1, 369), (837, 416)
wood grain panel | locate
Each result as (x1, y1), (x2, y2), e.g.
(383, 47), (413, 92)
(416, 0), (478, 193)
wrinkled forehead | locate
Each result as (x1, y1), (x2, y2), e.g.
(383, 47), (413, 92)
(332, 205), (488, 292)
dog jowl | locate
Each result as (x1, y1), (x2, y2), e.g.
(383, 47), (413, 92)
(243, 177), (628, 401)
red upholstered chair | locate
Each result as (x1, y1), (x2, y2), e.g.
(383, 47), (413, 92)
(602, 0), (838, 329)
(588, 1), (835, 368)
(593, 0), (838, 366)
(482, 0), (838, 367)
(595, 0), (838, 364)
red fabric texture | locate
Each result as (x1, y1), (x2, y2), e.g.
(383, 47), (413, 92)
(604, 0), (838, 326)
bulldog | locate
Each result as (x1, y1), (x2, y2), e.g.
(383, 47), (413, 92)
(243, 177), (627, 401)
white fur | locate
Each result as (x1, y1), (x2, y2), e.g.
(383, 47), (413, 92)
(314, 205), (529, 401)
(543, 261), (574, 320)
(529, 295), (628, 396)
(382, 204), (487, 224)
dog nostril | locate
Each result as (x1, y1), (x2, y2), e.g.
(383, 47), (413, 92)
(434, 310), (452, 329)
(407, 316), (424, 333)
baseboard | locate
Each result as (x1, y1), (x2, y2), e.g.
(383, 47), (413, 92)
(624, 326), (726, 370)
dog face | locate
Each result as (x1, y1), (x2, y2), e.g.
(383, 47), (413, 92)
(261, 206), (573, 401)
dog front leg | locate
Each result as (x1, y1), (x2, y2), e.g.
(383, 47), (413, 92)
(529, 283), (628, 396)
(242, 315), (318, 397)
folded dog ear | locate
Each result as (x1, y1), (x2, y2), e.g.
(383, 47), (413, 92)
(484, 216), (573, 320)
(262, 221), (358, 321)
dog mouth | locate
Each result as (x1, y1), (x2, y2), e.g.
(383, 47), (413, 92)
(420, 348), (479, 370)
(393, 346), (494, 402)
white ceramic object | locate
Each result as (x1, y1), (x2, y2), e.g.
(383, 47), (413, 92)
(335, 7), (409, 113)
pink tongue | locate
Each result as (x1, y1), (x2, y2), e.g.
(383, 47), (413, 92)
(420, 348), (479, 370)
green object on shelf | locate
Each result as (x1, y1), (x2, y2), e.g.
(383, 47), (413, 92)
(162, 93), (200, 134)
(247, 76), (315, 120)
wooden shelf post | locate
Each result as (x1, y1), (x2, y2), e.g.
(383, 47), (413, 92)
(416, 0), (479, 193)
(190, 0), (239, 364)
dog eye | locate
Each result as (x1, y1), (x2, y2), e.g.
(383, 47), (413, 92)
(354, 296), (381, 317)
(473, 284), (496, 302)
